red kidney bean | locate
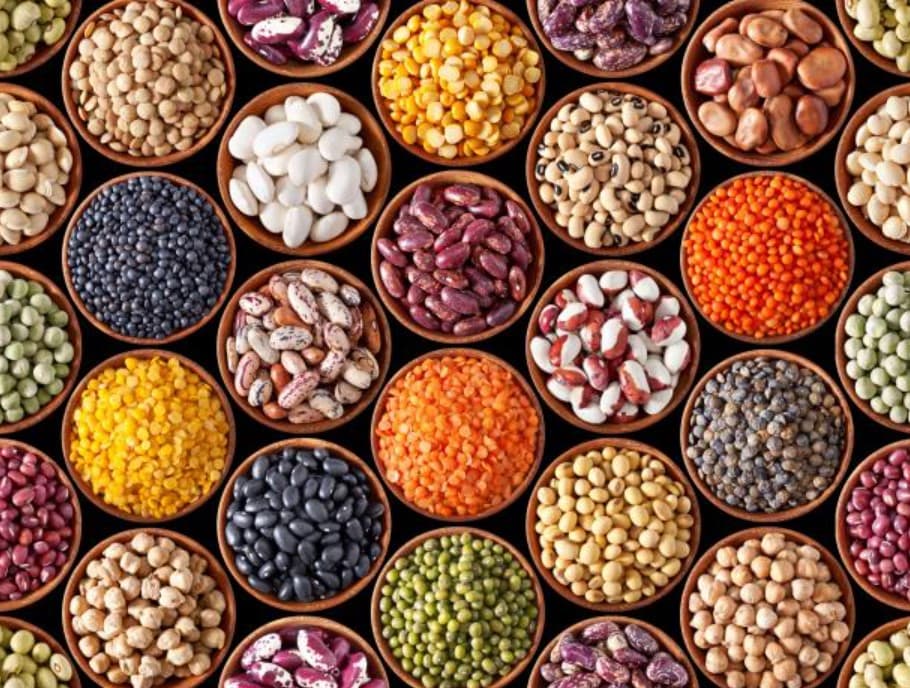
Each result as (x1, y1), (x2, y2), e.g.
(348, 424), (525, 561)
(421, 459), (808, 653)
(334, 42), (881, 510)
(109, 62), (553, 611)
(433, 226), (463, 252)
(498, 216), (524, 243)
(379, 261), (406, 299)
(452, 316), (487, 336)
(442, 184), (482, 206)
(509, 266), (527, 301)
(411, 184), (432, 205)
(393, 215), (426, 236)
(465, 267), (495, 297)
(411, 201), (449, 233)
(425, 295), (458, 323)
(477, 249), (508, 279)
(405, 284), (425, 307)
(506, 199), (531, 233)
(485, 300), (517, 327)
(510, 241), (532, 270)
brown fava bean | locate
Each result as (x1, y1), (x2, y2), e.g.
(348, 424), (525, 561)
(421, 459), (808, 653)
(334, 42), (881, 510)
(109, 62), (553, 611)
(734, 107), (769, 150)
(794, 94), (828, 136)
(715, 34), (764, 66)
(767, 47), (799, 82)
(752, 59), (783, 98)
(782, 8), (823, 45)
(746, 16), (788, 48)
(797, 46), (847, 90)
(703, 17), (739, 52)
(728, 77), (759, 113)
(815, 80), (847, 107)
(698, 101), (738, 137)
(785, 38), (810, 57)
(765, 94), (807, 151)
(695, 57), (733, 95)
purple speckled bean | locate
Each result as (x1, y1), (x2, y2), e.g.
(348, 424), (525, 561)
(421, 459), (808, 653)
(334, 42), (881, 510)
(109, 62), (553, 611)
(631, 669), (654, 688)
(467, 199), (500, 218)
(498, 216), (524, 243)
(297, 628), (337, 673)
(377, 238), (408, 268)
(461, 219), (494, 244)
(235, 0), (285, 25)
(242, 634), (282, 670)
(405, 284), (425, 306)
(485, 300), (516, 327)
(595, 656), (630, 683)
(411, 184), (432, 205)
(397, 229), (434, 253)
(510, 241), (532, 270)
(433, 269), (469, 290)
(508, 266), (527, 301)
(477, 249), (508, 279)
(379, 262), (405, 299)
(409, 304), (440, 331)
(464, 267), (495, 297)
(452, 316), (487, 336)
(433, 226), (463, 252)
(442, 184), (482, 206)
(482, 231), (512, 255)
(440, 287), (480, 316)
(393, 215), (426, 235)
(250, 661), (294, 688)
(581, 622), (620, 643)
(412, 250), (436, 272)
(505, 200), (530, 233)
(411, 201), (449, 232)
(294, 667), (337, 688)
(435, 242), (471, 270)
(424, 295), (459, 323)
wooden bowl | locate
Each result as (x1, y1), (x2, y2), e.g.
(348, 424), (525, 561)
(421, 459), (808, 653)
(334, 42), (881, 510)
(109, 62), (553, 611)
(836, 83), (910, 255)
(217, 83), (391, 257)
(680, 170), (855, 345)
(836, 440), (910, 611)
(680, 349), (855, 522)
(61, 349), (236, 523)
(0, 84), (82, 256)
(680, 527), (856, 688)
(835, 261), (910, 433)
(681, 0), (855, 167)
(370, 527), (545, 688)
(0, 439), (82, 613)
(527, 616), (698, 688)
(62, 528), (236, 688)
(61, 0), (235, 168)
(525, 438), (702, 613)
(216, 260), (392, 434)
(524, 81), (701, 257)
(836, 617), (910, 688)
(371, 0), (546, 167)
(61, 171), (236, 345)
(371, 171), (545, 343)
(0, 0), (81, 78)
(0, 616), (82, 688)
(219, 615), (389, 687)
(370, 347), (545, 522)
(0, 261), (82, 434)
(836, 0), (907, 77)
(526, 0), (700, 79)
(217, 2), (389, 79)
(525, 260), (701, 434)
(216, 438), (392, 612)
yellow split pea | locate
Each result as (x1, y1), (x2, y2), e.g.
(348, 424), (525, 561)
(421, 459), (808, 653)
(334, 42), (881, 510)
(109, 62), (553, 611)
(69, 356), (230, 519)
(377, 0), (542, 160)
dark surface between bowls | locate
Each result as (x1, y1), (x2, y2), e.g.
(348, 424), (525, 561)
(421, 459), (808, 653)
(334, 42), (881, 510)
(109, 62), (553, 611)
(5, 1), (906, 687)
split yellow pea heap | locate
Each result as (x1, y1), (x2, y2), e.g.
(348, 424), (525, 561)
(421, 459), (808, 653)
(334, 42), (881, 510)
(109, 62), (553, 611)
(376, 0), (542, 160)
(69, 355), (230, 519)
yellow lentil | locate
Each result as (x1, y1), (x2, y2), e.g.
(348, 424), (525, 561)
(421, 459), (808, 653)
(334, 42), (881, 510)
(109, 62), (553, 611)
(377, 0), (542, 160)
(69, 356), (230, 519)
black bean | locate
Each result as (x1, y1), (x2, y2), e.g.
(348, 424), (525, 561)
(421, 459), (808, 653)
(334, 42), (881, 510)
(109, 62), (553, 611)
(253, 538), (275, 560)
(340, 568), (353, 589)
(297, 541), (317, 565)
(343, 542), (360, 567)
(332, 483), (349, 501)
(248, 575), (271, 593)
(321, 533), (341, 545)
(254, 510), (277, 528)
(322, 457), (349, 476)
(277, 579), (294, 601)
(335, 501), (353, 523)
(318, 476), (336, 501)
(345, 520), (363, 541)
(353, 555), (371, 578)
(258, 561), (277, 580)
(304, 499), (328, 522)
(231, 511), (253, 529)
(282, 485), (300, 509)
(303, 478), (319, 499)
(316, 571), (340, 590)
(290, 464), (309, 486)
(288, 519), (314, 537)
(235, 555), (253, 576)
(292, 574), (312, 601)
(321, 544), (344, 566)
(244, 497), (269, 513)
(242, 479), (264, 498)
(273, 525), (298, 553)
(266, 470), (288, 492)
(318, 521), (340, 533)
(225, 523), (242, 548)
(252, 456), (270, 479)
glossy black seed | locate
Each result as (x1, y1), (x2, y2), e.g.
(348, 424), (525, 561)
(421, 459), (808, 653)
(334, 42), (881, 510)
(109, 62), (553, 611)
(282, 485), (300, 509)
(304, 499), (328, 522)
(318, 476), (336, 500)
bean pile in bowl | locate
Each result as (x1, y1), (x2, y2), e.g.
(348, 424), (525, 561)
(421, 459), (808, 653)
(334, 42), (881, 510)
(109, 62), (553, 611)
(842, 618), (910, 688)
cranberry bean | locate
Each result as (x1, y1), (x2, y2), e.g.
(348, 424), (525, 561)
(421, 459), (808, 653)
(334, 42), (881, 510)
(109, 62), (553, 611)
(425, 295), (459, 323)
(413, 250), (436, 272)
(393, 215), (426, 235)
(461, 219), (494, 244)
(509, 267), (527, 301)
(465, 267), (495, 297)
(442, 184), (482, 206)
(405, 285), (425, 307)
(505, 200), (530, 234)
(433, 226), (463, 252)
(411, 184), (432, 205)
(411, 201), (448, 232)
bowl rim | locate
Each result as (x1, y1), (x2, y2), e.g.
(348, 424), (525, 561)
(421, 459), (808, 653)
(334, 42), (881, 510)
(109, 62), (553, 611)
(215, 82), (392, 257)
(0, 615), (82, 688)
(835, 616), (910, 688)
(679, 0), (856, 167)
(60, 348), (236, 524)
(61, 527), (236, 688)
(524, 437), (702, 613)
(61, 170), (237, 345)
(215, 437), (392, 612)
(679, 526), (856, 688)
(215, 259), (392, 434)
(835, 0), (907, 77)
(370, 169), (546, 344)
(0, 439), (82, 614)
(680, 170), (855, 344)
(679, 348), (855, 522)
(0, 0), (82, 78)
(369, 526), (546, 688)
(370, 0), (546, 167)
(523, 81), (702, 256)
(60, 0), (236, 168)
(524, 259), (702, 434)
(369, 346), (546, 522)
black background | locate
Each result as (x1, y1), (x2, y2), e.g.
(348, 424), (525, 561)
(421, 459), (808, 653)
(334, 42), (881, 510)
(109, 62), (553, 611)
(7, 0), (906, 686)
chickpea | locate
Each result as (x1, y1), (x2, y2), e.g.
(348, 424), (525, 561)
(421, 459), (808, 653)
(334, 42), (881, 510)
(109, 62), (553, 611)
(158, 586), (185, 609)
(105, 587), (127, 611)
(187, 653), (211, 676)
(80, 608), (105, 633)
(126, 626), (153, 650)
(166, 643), (193, 667)
(706, 647), (730, 674)
(89, 652), (111, 674)
(200, 628), (225, 650)
(156, 629), (180, 652)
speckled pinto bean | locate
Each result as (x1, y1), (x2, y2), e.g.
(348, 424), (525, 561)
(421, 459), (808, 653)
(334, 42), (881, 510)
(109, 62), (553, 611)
(377, 182), (535, 336)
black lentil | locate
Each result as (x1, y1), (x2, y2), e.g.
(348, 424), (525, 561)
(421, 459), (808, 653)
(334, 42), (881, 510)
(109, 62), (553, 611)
(66, 175), (231, 340)
(685, 356), (846, 514)
(224, 445), (385, 603)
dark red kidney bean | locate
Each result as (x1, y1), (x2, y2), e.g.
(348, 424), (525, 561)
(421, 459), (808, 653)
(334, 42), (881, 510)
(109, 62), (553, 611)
(477, 249), (508, 279)
(461, 219), (493, 244)
(405, 284), (425, 306)
(397, 229), (434, 253)
(409, 304), (440, 331)
(433, 269), (469, 290)
(483, 231), (512, 255)
(485, 300), (517, 327)
(413, 250), (436, 272)
(510, 241), (531, 270)
(435, 242), (470, 270)
(453, 316), (487, 336)
(411, 201), (448, 232)
(505, 199), (531, 233)
(425, 295), (459, 323)
(433, 226), (463, 252)
(509, 266), (527, 301)
(441, 287), (480, 316)
(465, 267), (495, 297)
(443, 184), (482, 206)
(379, 261), (406, 298)
(393, 214), (426, 235)
(498, 216), (523, 243)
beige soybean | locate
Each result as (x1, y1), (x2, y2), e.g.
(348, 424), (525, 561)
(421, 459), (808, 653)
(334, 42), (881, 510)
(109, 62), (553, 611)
(533, 445), (694, 606)
(66, 0), (227, 160)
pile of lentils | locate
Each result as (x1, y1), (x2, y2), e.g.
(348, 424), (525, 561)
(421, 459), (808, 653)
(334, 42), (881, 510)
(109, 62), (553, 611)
(66, 175), (230, 340)
(685, 356), (846, 514)
(224, 445), (385, 604)
(376, 531), (539, 688)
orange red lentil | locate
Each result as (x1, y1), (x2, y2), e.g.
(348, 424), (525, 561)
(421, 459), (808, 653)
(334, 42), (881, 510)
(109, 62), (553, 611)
(374, 353), (540, 518)
(683, 173), (851, 340)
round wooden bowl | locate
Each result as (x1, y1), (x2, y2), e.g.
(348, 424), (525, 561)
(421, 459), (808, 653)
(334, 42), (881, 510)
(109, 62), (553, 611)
(216, 437), (392, 613)
(371, 171), (545, 343)
(0, 261), (82, 434)
(216, 83), (391, 257)
(680, 170), (855, 345)
(836, 83), (910, 255)
(61, 171), (236, 345)
(836, 617), (910, 688)
(61, 349), (236, 524)
(680, 349), (855, 522)
(836, 440), (910, 611)
(836, 0), (907, 77)
(525, 438), (702, 613)
(219, 615), (389, 687)
(0, 616), (82, 688)
(371, 0), (546, 167)
(681, 0), (856, 167)
(526, 0), (700, 79)
(525, 259), (701, 435)
(216, 260), (392, 435)
(0, 439), (82, 613)
(0, 84), (82, 256)
(217, 2), (389, 79)
(61, 0), (235, 168)
(835, 261), (910, 433)
(0, 0), (82, 78)
(370, 527), (546, 688)
(370, 347), (545, 522)
(680, 527), (856, 688)
(524, 82), (701, 257)
(527, 615), (698, 688)
(62, 528), (236, 688)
